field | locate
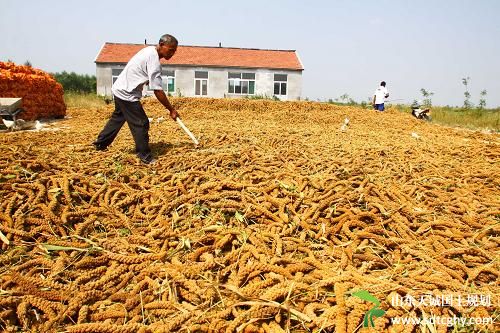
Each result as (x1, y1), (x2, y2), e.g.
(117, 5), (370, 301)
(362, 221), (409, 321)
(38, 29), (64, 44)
(0, 97), (498, 332)
(387, 105), (500, 133)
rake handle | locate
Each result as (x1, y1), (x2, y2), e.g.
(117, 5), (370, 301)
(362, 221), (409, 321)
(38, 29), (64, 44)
(176, 117), (199, 146)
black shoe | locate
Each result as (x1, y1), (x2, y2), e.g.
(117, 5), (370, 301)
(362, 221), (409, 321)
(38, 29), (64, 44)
(139, 155), (157, 165)
(93, 143), (108, 151)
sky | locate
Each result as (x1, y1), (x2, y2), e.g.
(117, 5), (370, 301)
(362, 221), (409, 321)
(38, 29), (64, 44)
(1, 0), (499, 107)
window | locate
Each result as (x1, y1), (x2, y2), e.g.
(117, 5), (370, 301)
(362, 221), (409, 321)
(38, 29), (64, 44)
(195, 71), (208, 96)
(274, 74), (287, 96)
(111, 68), (123, 84)
(162, 69), (175, 93)
(228, 72), (255, 95)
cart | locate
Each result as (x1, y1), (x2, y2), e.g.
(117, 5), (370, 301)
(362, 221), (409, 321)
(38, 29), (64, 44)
(0, 98), (24, 129)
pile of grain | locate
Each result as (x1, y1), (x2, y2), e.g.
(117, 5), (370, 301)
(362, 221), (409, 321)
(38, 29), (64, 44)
(0, 98), (498, 332)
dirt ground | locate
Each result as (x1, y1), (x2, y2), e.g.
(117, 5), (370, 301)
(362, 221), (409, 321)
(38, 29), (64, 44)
(0, 98), (498, 332)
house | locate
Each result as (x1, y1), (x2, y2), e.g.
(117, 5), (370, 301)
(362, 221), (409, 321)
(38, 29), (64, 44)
(94, 43), (304, 100)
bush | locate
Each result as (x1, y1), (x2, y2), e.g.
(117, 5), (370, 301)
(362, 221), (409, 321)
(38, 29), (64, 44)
(52, 71), (96, 93)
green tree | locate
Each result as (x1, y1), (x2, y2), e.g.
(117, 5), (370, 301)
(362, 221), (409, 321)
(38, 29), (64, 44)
(420, 88), (434, 107)
(52, 71), (96, 93)
(339, 93), (349, 103)
(333, 93), (356, 105)
(462, 77), (472, 109)
(478, 89), (487, 109)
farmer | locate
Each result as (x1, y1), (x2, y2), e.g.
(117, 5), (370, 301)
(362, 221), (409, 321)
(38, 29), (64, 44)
(372, 81), (389, 112)
(93, 34), (179, 164)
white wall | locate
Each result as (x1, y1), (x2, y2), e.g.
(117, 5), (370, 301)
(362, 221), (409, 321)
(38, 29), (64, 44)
(96, 63), (125, 97)
(96, 64), (111, 96)
(96, 64), (303, 100)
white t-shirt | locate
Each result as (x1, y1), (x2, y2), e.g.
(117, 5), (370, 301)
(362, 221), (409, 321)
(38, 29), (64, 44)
(112, 46), (163, 102)
(374, 86), (388, 104)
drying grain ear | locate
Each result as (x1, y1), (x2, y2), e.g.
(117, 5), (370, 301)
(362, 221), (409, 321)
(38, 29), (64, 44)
(0, 97), (497, 332)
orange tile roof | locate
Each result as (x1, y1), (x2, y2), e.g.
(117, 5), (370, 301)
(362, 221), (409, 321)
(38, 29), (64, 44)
(95, 43), (303, 70)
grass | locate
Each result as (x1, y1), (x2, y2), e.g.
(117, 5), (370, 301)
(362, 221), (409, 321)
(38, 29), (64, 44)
(64, 92), (107, 108)
(389, 104), (500, 132)
(431, 106), (500, 131)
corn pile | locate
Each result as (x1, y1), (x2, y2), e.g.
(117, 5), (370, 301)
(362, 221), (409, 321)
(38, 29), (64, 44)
(0, 98), (498, 332)
(0, 62), (66, 120)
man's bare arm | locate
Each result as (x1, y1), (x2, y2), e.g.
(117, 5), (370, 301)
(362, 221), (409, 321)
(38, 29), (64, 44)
(154, 89), (179, 120)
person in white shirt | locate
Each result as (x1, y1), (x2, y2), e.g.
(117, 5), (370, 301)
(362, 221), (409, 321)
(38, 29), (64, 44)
(93, 34), (179, 164)
(372, 81), (389, 111)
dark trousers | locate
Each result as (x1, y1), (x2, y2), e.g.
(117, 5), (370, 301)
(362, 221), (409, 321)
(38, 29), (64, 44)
(94, 96), (151, 160)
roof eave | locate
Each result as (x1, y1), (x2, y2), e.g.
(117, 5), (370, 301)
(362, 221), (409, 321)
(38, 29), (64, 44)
(94, 43), (107, 64)
(95, 61), (303, 71)
(295, 51), (305, 71)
